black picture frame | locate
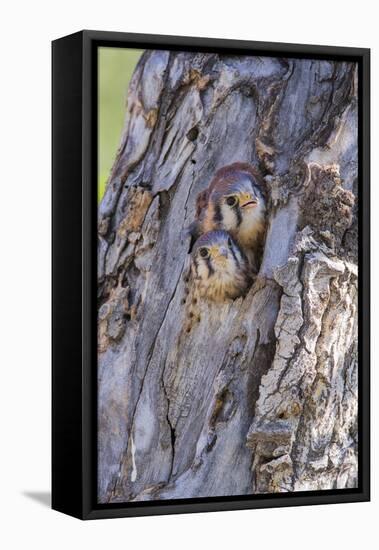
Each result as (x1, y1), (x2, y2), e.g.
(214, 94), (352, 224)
(52, 30), (370, 520)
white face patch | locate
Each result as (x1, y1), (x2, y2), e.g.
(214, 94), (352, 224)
(196, 257), (211, 281)
(220, 202), (238, 231)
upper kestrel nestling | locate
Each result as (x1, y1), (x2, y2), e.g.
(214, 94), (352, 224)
(190, 163), (267, 271)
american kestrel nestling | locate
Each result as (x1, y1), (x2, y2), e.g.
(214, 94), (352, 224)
(190, 230), (251, 302)
(190, 163), (266, 271)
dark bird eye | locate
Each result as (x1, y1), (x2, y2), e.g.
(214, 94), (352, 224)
(227, 237), (233, 249)
(226, 196), (237, 207)
(199, 247), (210, 258)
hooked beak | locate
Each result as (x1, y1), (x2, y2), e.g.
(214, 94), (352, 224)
(214, 246), (228, 264)
(240, 193), (258, 208)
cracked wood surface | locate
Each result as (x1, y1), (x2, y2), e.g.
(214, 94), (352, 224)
(97, 51), (358, 502)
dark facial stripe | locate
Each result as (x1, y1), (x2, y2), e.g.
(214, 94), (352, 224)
(235, 206), (242, 227)
(213, 202), (223, 225)
(230, 243), (240, 268)
(239, 246), (248, 264)
(206, 257), (214, 278)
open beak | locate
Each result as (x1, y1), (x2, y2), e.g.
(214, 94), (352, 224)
(240, 193), (258, 208)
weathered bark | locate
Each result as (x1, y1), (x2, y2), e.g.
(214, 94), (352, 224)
(97, 51), (358, 502)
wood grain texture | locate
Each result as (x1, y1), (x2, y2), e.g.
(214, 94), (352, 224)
(97, 51), (358, 502)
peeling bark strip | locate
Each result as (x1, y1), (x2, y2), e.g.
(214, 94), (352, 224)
(97, 51), (358, 503)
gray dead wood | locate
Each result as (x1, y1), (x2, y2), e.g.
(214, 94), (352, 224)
(97, 52), (358, 502)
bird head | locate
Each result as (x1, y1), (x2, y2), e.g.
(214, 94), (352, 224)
(191, 230), (245, 279)
(206, 163), (265, 233)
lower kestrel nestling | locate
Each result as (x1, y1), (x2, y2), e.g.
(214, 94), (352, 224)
(190, 230), (251, 302)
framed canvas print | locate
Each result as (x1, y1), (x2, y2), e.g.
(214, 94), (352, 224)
(52, 30), (370, 519)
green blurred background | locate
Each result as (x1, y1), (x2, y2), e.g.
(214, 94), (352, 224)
(98, 47), (144, 202)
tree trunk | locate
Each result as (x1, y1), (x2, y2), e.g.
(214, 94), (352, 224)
(97, 51), (358, 502)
